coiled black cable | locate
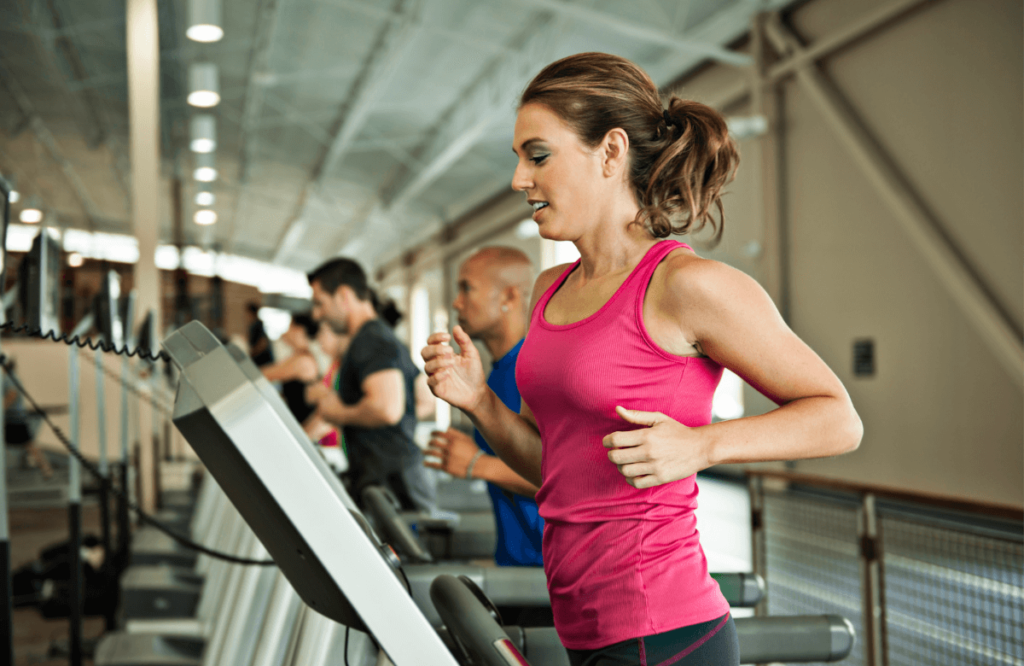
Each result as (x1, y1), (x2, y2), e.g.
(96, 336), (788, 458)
(0, 353), (275, 566)
(0, 321), (172, 363)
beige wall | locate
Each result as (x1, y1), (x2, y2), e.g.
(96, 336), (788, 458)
(377, 0), (1023, 507)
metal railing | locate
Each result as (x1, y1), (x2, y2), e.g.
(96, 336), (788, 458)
(747, 471), (1023, 666)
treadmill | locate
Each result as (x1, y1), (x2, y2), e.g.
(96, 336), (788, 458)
(161, 321), (856, 665)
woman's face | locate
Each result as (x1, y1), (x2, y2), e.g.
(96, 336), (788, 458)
(511, 103), (609, 241)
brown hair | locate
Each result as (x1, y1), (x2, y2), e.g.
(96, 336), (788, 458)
(520, 52), (739, 243)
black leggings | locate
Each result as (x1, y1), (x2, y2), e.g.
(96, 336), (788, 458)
(566, 613), (739, 666)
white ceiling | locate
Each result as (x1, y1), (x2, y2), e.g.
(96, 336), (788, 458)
(0, 0), (792, 273)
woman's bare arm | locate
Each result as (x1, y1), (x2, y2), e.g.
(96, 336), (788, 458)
(605, 256), (862, 488)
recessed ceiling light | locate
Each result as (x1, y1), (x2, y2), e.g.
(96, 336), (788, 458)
(186, 0), (223, 43)
(194, 209), (217, 225)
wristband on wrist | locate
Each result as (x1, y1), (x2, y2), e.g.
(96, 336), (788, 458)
(465, 449), (486, 480)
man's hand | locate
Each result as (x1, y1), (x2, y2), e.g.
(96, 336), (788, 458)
(421, 326), (487, 413)
(425, 427), (482, 479)
(603, 406), (712, 489)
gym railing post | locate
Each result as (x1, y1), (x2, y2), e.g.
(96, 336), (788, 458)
(150, 371), (162, 510)
(0, 319), (13, 666)
(131, 364), (142, 520)
(748, 474), (767, 618)
(93, 349), (114, 630)
(117, 355), (131, 566)
(858, 492), (887, 666)
(68, 344), (83, 666)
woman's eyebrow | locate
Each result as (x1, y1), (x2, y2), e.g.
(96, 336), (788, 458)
(513, 138), (546, 155)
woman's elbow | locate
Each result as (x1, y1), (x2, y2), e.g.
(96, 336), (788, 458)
(839, 404), (864, 454)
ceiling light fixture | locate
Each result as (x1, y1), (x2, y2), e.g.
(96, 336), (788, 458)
(68, 252), (84, 268)
(186, 0), (223, 43)
(190, 114), (217, 153)
(188, 63), (220, 108)
(20, 197), (42, 224)
(195, 185), (215, 207)
(20, 208), (43, 224)
(193, 153), (217, 182)
(194, 209), (217, 226)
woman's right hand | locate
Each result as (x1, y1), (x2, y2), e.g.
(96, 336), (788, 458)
(421, 326), (487, 413)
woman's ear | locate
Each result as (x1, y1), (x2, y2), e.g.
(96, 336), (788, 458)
(601, 127), (630, 179)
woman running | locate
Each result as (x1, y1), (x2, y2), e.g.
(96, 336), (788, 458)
(422, 52), (863, 666)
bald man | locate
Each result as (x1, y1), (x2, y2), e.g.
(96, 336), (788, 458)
(425, 247), (543, 567)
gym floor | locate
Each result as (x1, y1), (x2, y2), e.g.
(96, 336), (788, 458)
(11, 502), (105, 666)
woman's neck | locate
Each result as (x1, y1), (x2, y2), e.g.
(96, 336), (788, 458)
(573, 206), (656, 283)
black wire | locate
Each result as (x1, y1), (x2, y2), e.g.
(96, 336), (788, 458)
(344, 625), (351, 666)
(0, 354), (276, 566)
(0, 321), (172, 363)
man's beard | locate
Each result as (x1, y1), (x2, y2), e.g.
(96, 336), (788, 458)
(328, 318), (349, 335)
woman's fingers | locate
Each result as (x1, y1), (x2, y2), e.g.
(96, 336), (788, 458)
(602, 428), (648, 450)
(607, 444), (648, 465)
(617, 462), (654, 478)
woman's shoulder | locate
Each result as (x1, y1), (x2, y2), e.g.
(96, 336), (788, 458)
(656, 247), (764, 313)
(530, 263), (574, 309)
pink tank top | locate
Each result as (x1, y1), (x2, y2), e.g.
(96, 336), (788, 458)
(516, 240), (729, 650)
(319, 360), (340, 448)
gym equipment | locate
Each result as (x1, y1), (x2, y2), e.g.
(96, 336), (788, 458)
(362, 484), (763, 628)
(164, 320), (459, 664)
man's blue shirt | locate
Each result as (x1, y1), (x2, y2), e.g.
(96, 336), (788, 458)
(475, 339), (544, 567)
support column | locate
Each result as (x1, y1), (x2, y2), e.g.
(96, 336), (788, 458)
(127, 0), (162, 513)
(751, 13), (789, 322)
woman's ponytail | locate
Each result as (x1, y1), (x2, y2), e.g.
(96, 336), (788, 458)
(639, 98), (739, 242)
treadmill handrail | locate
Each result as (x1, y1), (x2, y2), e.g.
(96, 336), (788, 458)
(362, 485), (434, 564)
(430, 574), (531, 666)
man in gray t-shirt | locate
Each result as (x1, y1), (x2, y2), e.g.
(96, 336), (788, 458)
(308, 258), (435, 512)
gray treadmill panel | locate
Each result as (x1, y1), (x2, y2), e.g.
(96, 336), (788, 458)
(164, 321), (458, 666)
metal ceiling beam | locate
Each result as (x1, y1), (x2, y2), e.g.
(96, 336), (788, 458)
(516, 0), (750, 67)
(227, 0), (287, 250)
(763, 15), (1023, 389)
(236, 0), (287, 185)
(261, 92), (334, 146)
(0, 60), (103, 229)
(767, 0), (935, 84)
(271, 0), (422, 264)
(378, 11), (562, 212)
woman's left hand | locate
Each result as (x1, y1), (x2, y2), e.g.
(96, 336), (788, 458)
(603, 406), (712, 489)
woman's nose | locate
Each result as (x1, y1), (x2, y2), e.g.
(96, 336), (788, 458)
(511, 162), (531, 192)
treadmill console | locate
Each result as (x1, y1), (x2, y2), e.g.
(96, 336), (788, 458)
(163, 321), (458, 666)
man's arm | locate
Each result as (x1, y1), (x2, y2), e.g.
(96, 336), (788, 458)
(317, 369), (405, 428)
(425, 428), (539, 498)
(413, 373), (436, 420)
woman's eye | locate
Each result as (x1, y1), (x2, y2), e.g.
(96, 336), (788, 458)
(530, 154), (549, 165)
